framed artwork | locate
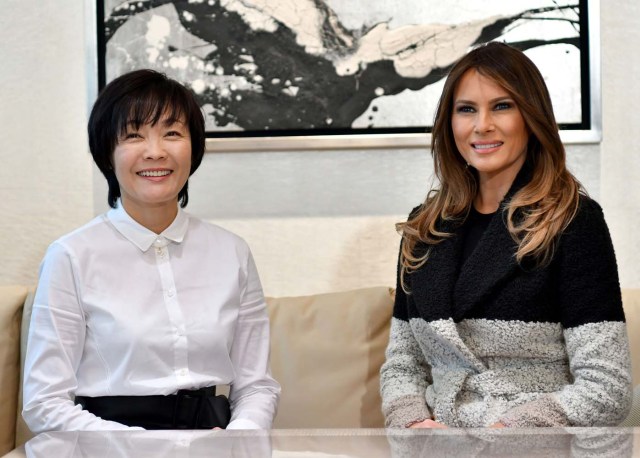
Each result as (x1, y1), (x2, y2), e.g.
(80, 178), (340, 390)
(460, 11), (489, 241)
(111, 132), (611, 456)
(93, 0), (599, 151)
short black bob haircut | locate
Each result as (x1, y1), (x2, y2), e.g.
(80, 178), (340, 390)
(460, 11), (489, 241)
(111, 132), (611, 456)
(88, 69), (206, 208)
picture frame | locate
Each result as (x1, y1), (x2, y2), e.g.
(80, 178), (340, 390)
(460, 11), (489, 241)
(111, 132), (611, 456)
(88, 0), (600, 152)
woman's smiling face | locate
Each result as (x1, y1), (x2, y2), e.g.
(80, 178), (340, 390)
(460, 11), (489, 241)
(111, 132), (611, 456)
(112, 115), (192, 214)
(452, 69), (529, 184)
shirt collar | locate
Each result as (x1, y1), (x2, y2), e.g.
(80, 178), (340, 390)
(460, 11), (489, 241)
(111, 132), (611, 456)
(106, 201), (189, 252)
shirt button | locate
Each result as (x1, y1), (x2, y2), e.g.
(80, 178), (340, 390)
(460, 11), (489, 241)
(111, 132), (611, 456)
(178, 368), (188, 376)
(167, 289), (175, 297)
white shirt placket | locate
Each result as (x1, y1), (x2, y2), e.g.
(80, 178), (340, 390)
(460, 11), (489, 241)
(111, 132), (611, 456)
(152, 236), (190, 383)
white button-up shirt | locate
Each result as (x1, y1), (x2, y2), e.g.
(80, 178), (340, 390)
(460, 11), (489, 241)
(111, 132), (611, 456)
(23, 204), (280, 432)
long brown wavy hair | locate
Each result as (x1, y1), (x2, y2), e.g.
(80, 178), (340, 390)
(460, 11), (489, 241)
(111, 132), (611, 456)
(398, 42), (582, 289)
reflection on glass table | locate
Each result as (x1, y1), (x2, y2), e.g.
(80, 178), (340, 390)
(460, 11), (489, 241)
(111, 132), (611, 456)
(7, 428), (637, 458)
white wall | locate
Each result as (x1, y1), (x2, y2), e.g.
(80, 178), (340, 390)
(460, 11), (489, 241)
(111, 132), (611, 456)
(1, 1), (637, 297)
(0, 0), (94, 285)
(600, 2), (640, 289)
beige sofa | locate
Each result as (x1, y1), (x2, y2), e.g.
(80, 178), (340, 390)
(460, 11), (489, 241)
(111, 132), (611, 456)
(1, 285), (639, 456)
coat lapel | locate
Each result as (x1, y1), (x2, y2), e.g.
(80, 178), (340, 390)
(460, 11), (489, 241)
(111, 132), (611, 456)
(410, 218), (489, 374)
(452, 162), (533, 320)
(452, 211), (519, 320)
(410, 218), (465, 322)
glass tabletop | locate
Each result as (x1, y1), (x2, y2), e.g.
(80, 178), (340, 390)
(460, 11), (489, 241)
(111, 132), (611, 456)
(6, 427), (640, 458)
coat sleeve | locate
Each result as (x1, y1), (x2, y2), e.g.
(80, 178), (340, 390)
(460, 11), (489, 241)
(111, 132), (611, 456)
(379, 242), (433, 428)
(499, 198), (632, 427)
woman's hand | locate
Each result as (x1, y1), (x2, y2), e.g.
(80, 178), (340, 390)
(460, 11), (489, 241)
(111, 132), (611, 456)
(489, 422), (506, 428)
(408, 419), (448, 428)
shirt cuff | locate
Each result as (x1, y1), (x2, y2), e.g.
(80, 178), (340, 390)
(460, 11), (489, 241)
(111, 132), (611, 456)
(226, 418), (263, 430)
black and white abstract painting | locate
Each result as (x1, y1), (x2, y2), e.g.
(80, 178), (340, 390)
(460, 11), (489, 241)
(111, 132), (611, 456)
(99, 0), (587, 139)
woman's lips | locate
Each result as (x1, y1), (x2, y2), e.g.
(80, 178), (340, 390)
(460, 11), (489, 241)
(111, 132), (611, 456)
(471, 141), (503, 153)
(137, 170), (172, 177)
(136, 169), (173, 181)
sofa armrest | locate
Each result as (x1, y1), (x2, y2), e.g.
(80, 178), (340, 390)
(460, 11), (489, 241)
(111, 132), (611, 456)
(0, 286), (30, 456)
(14, 289), (36, 448)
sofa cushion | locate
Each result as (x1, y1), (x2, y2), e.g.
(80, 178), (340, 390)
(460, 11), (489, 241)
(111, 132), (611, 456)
(266, 286), (394, 428)
(0, 286), (29, 456)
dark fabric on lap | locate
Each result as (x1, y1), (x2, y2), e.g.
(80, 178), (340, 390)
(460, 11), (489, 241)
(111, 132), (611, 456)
(75, 386), (231, 430)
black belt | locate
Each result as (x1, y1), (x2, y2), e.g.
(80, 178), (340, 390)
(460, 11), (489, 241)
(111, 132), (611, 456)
(76, 386), (231, 430)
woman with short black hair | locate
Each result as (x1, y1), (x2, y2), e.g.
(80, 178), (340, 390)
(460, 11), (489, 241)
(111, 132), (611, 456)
(23, 69), (280, 431)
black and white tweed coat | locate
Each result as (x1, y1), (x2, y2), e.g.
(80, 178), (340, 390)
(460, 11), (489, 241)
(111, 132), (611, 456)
(380, 171), (632, 428)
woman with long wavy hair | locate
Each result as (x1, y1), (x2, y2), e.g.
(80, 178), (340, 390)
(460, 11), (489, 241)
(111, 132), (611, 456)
(380, 42), (632, 428)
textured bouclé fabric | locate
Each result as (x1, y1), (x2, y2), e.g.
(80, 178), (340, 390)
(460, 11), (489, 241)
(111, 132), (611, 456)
(380, 169), (632, 428)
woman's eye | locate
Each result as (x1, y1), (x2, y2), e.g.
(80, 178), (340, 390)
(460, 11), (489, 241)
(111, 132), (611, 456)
(166, 131), (182, 137)
(456, 105), (475, 113)
(124, 132), (141, 140)
(494, 102), (512, 111)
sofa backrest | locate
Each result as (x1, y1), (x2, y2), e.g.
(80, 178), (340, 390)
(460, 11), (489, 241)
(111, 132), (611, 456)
(266, 286), (394, 428)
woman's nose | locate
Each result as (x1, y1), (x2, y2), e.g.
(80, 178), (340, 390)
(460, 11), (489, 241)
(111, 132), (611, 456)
(143, 138), (167, 159)
(474, 110), (495, 133)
